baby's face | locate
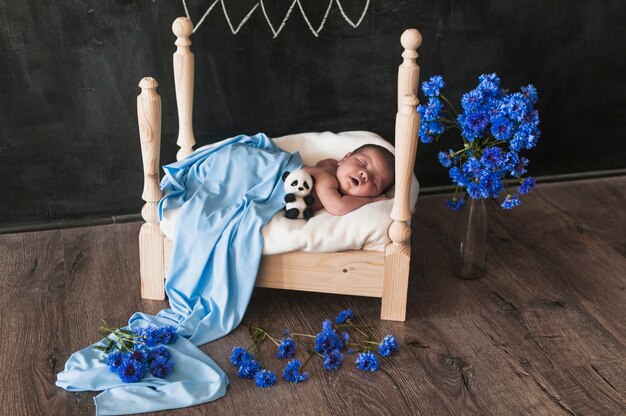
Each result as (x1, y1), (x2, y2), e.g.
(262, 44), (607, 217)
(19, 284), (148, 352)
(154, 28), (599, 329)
(336, 148), (393, 197)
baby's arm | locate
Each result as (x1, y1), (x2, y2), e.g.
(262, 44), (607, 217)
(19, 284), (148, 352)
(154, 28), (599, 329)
(304, 167), (385, 216)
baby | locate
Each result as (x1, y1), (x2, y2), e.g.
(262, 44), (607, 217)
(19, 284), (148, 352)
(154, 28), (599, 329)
(303, 144), (395, 216)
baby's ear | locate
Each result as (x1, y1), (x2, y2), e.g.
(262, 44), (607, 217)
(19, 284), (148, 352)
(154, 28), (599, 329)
(339, 152), (352, 164)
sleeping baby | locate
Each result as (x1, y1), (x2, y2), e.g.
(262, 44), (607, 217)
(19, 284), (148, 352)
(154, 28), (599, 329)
(303, 144), (395, 216)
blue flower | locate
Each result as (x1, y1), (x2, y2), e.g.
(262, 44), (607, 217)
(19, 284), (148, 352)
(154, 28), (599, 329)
(524, 131), (539, 150)
(461, 89), (484, 111)
(509, 135), (525, 152)
(422, 75), (445, 97)
(467, 181), (488, 199)
(230, 346), (252, 367)
(323, 349), (344, 371)
(418, 120), (434, 144)
(129, 347), (149, 363)
(283, 360), (309, 383)
(335, 309), (354, 324)
(148, 355), (174, 378)
(136, 326), (158, 347)
(478, 73), (501, 97)
(490, 116), (514, 141)
(238, 358), (262, 379)
(501, 194), (521, 209)
(378, 335), (399, 357)
(458, 111), (488, 142)
(521, 84), (538, 104)
(445, 197), (466, 212)
(147, 346), (171, 365)
(503, 151), (520, 174)
(480, 171), (504, 198)
(157, 326), (178, 344)
(277, 338), (296, 359)
(315, 321), (344, 354)
(428, 121), (445, 135)
(119, 358), (147, 383)
(449, 167), (469, 187)
(106, 352), (126, 374)
(322, 319), (333, 332)
(501, 93), (529, 122)
(355, 351), (379, 372)
(255, 369), (277, 388)
(438, 151), (452, 168)
(510, 157), (529, 177)
(462, 157), (482, 179)
(423, 98), (443, 121)
(480, 147), (504, 170)
(519, 177), (536, 195)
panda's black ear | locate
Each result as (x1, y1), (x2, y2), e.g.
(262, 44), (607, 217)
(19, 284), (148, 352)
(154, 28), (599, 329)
(282, 171), (290, 182)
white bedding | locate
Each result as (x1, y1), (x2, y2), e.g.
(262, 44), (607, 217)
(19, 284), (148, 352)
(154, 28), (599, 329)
(160, 131), (419, 254)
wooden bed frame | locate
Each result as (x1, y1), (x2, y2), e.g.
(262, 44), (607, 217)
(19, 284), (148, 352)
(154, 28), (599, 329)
(137, 17), (421, 321)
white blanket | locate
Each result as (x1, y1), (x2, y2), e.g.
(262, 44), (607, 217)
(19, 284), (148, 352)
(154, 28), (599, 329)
(160, 131), (419, 254)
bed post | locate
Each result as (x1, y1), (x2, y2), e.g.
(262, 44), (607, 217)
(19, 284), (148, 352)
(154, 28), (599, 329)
(172, 17), (196, 160)
(137, 77), (166, 300)
(381, 29), (422, 321)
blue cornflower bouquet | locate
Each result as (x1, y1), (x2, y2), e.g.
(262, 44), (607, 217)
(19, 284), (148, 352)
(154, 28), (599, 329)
(418, 73), (540, 210)
(230, 309), (400, 388)
(95, 322), (178, 383)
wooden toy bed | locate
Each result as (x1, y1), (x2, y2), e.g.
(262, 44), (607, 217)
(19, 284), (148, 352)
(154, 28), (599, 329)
(137, 17), (421, 321)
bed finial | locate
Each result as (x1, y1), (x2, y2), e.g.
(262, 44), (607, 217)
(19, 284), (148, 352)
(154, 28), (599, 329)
(401, 29), (422, 59)
(172, 17), (196, 161)
(397, 29), (421, 108)
(173, 17), (193, 45)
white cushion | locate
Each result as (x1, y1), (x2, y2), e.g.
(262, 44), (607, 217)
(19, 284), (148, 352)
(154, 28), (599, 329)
(160, 131), (420, 254)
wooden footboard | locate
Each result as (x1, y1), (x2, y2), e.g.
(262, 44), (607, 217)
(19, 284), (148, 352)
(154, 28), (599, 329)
(137, 18), (421, 320)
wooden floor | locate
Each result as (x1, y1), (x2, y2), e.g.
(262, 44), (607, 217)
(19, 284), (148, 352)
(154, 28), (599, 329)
(1, 176), (625, 416)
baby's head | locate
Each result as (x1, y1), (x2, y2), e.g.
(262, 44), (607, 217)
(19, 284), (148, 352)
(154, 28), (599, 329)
(336, 144), (395, 197)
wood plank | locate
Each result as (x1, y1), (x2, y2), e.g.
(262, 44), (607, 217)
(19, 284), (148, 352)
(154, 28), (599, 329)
(61, 223), (167, 353)
(257, 250), (385, 297)
(541, 360), (626, 416)
(404, 314), (575, 415)
(485, 179), (626, 351)
(0, 230), (75, 416)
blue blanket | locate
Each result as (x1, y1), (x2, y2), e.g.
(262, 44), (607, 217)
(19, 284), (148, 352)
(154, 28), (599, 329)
(56, 133), (303, 415)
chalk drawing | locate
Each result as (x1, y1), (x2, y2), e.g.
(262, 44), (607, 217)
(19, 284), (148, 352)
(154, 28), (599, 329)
(181, 0), (370, 38)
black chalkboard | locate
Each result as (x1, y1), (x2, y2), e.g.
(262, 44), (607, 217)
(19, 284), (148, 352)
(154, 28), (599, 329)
(0, 0), (625, 228)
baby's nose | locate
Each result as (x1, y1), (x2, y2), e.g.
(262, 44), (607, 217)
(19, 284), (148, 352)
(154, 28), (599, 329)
(360, 171), (368, 182)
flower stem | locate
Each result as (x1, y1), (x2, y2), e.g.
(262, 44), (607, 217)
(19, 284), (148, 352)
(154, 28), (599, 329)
(250, 326), (279, 346)
(289, 332), (316, 339)
(440, 94), (459, 116)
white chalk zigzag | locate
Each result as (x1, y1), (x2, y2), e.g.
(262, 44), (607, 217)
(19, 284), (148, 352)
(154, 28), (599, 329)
(181, 0), (370, 38)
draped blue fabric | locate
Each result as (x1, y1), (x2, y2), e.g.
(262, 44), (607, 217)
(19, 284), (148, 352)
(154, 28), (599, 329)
(56, 133), (303, 415)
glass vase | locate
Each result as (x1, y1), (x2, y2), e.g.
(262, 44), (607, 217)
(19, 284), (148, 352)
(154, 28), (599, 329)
(452, 198), (488, 279)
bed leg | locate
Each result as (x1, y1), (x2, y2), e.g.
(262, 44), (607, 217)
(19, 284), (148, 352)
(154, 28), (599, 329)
(381, 222), (411, 321)
(139, 223), (165, 300)
(137, 77), (165, 300)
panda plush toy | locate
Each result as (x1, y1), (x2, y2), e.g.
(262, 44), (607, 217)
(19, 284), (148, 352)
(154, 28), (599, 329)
(282, 169), (315, 220)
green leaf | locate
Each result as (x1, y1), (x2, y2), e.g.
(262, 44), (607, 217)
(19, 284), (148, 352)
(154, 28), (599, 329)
(104, 340), (115, 353)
